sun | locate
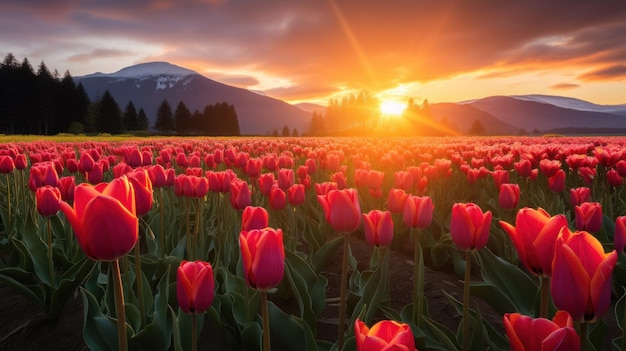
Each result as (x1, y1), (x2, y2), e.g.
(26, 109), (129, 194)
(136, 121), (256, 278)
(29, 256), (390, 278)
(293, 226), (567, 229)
(379, 100), (406, 116)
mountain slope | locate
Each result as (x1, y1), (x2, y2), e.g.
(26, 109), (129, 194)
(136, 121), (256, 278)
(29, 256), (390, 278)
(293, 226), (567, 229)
(76, 62), (311, 135)
(466, 96), (626, 133)
(429, 103), (520, 135)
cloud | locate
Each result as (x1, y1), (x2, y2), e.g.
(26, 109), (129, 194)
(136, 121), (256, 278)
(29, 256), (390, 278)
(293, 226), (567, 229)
(2, 1), (626, 102)
(68, 48), (135, 63)
(550, 83), (581, 90)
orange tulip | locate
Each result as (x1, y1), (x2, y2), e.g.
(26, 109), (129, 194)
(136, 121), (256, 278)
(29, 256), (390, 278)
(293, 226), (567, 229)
(499, 207), (568, 277)
(239, 228), (285, 291)
(59, 175), (138, 261)
(317, 189), (361, 233)
(503, 311), (579, 351)
(177, 260), (215, 315)
(550, 228), (617, 323)
(450, 203), (492, 251)
(362, 210), (394, 247)
(354, 318), (417, 351)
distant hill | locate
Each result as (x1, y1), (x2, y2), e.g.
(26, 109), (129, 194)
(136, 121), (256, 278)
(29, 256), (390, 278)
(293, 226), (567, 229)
(429, 102), (521, 135)
(295, 102), (326, 115)
(465, 96), (626, 133)
(76, 62), (311, 135)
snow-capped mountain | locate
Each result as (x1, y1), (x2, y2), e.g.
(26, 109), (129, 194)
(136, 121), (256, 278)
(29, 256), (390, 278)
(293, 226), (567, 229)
(511, 94), (626, 115)
(75, 62), (311, 135)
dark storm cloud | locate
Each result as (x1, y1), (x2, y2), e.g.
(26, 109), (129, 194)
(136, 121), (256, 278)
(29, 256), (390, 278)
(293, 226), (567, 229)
(2, 0), (626, 100)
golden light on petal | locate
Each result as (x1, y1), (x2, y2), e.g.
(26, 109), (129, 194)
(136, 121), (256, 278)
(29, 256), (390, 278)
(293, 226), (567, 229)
(379, 100), (406, 116)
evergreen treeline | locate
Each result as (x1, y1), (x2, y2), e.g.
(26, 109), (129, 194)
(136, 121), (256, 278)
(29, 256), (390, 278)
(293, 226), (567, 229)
(0, 53), (241, 136)
(0, 53), (90, 135)
(154, 100), (240, 136)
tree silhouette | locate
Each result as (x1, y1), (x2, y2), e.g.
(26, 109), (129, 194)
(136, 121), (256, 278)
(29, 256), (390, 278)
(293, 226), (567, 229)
(123, 101), (139, 131)
(154, 100), (174, 134)
(174, 101), (192, 135)
(98, 90), (123, 134)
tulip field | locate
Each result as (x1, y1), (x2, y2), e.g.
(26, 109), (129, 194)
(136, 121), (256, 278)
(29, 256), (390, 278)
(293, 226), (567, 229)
(1, 135), (626, 351)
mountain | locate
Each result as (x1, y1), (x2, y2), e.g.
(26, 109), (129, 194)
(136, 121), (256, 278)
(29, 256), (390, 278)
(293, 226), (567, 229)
(510, 94), (626, 115)
(464, 96), (626, 134)
(295, 102), (326, 115)
(429, 103), (521, 135)
(75, 62), (311, 135)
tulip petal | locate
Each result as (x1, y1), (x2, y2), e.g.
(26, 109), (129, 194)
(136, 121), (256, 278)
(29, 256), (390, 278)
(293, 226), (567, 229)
(551, 241), (590, 322)
(589, 250), (617, 322)
(251, 230), (285, 291)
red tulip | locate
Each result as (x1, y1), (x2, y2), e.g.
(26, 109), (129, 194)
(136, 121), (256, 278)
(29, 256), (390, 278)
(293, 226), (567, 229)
(78, 152), (95, 173)
(86, 162), (104, 184)
(498, 183), (520, 210)
(491, 169), (510, 189)
(499, 207), (569, 277)
(362, 210), (394, 247)
(617, 160), (626, 177)
(607, 169), (623, 188)
(386, 188), (408, 214)
(614, 216), (626, 253)
(450, 203), (492, 251)
(14, 154), (28, 170)
(230, 178), (251, 211)
(547, 169), (565, 192)
(245, 158), (263, 178)
(59, 175), (138, 261)
(147, 165), (167, 188)
(1, 155), (17, 173)
(277, 168), (294, 191)
(177, 260), (215, 315)
(241, 206), (269, 232)
(287, 184), (305, 206)
(574, 202), (602, 233)
(314, 182), (338, 196)
(57, 176), (75, 202)
(317, 189), (361, 233)
(569, 187), (590, 207)
(269, 185), (287, 210)
(331, 172), (347, 190)
(239, 228), (285, 291)
(551, 228), (617, 323)
(503, 311), (579, 351)
(514, 159), (533, 178)
(305, 158), (317, 174)
(127, 169), (154, 216)
(393, 171), (413, 191)
(354, 319), (416, 351)
(35, 185), (61, 217)
(403, 195), (434, 229)
(539, 159), (562, 178)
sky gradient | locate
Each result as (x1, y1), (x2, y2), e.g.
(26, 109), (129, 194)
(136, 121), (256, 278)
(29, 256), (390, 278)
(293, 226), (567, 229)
(2, 1), (626, 106)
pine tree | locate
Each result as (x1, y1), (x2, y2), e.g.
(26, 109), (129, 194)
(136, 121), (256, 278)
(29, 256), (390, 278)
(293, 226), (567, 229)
(282, 125), (290, 137)
(98, 90), (123, 134)
(123, 101), (139, 131)
(137, 108), (149, 130)
(174, 100), (191, 135)
(154, 100), (174, 134)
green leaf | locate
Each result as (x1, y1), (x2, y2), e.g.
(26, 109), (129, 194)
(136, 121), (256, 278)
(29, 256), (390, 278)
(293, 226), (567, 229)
(469, 282), (516, 315)
(80, 287), (123, 351)
(421, 315), (459, 351)
(268, 301), (318, 351)
(284, 250), (328, 330)
(49, 257), (96, 318)
(241, 321), (262, 351)
(0, 267), (47, 312)
(21, 217), (53, 286)
(476, 248), (537, 316)
(311, 235), (344, 274)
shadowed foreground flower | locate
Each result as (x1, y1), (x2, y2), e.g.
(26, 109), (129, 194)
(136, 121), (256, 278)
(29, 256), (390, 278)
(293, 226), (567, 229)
(503, 311), (579, 351)
(362, 210), (394, 247)
(354, 318), (417, 351)
(177, 260), (215, 315)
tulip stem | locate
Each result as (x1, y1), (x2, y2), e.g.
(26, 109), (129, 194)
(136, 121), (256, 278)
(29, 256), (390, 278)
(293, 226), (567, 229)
(579, 322), (588, 351)
(412, 229), (424, 328)
(622, 292), (626, 351)
(192, 313), (198, 351)
(159, 188), (165, 256)
(46, 217), (55, 287)
(5, 173), (11, 230)
(337, 234), (350, 351)
(462, 250), (471, 351)
(539, 276), (549, 319)
(261, 291), (271, 351)
(134, 239), (145, 327)
(111, 259), (128, 351)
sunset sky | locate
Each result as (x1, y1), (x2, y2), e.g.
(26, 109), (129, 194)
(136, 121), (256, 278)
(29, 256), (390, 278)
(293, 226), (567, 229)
(2, 1), (626, 106)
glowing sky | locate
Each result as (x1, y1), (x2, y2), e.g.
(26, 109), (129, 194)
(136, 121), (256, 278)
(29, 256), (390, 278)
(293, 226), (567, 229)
(2, 1), (626, 106)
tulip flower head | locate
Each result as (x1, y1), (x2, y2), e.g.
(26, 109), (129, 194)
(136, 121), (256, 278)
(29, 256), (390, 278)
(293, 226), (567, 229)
(177, 260), (215, 315)
(59, 175), (138, 261)
(574, 202), (602, 233)
(450, 203), (492, 251)
(403, 195), (434, 230)
(241, 206), (269, 232)
(317, 188), (361, 233)
(614, 216), (626, 254)
(499, 207), (569, 277)
(239, 228), (285, 291)
(503, 311), (579, 351)
(362, 210), (394, 247)
(498, 183), (520, 210)
(354, 318), (417, 351)
(35, 185), (61, 217)
(550, 228), (617, 323)
(569, 187), (591, 207)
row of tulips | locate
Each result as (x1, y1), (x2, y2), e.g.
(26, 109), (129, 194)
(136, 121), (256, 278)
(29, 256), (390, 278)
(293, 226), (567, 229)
(1, 135), (626, 351)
